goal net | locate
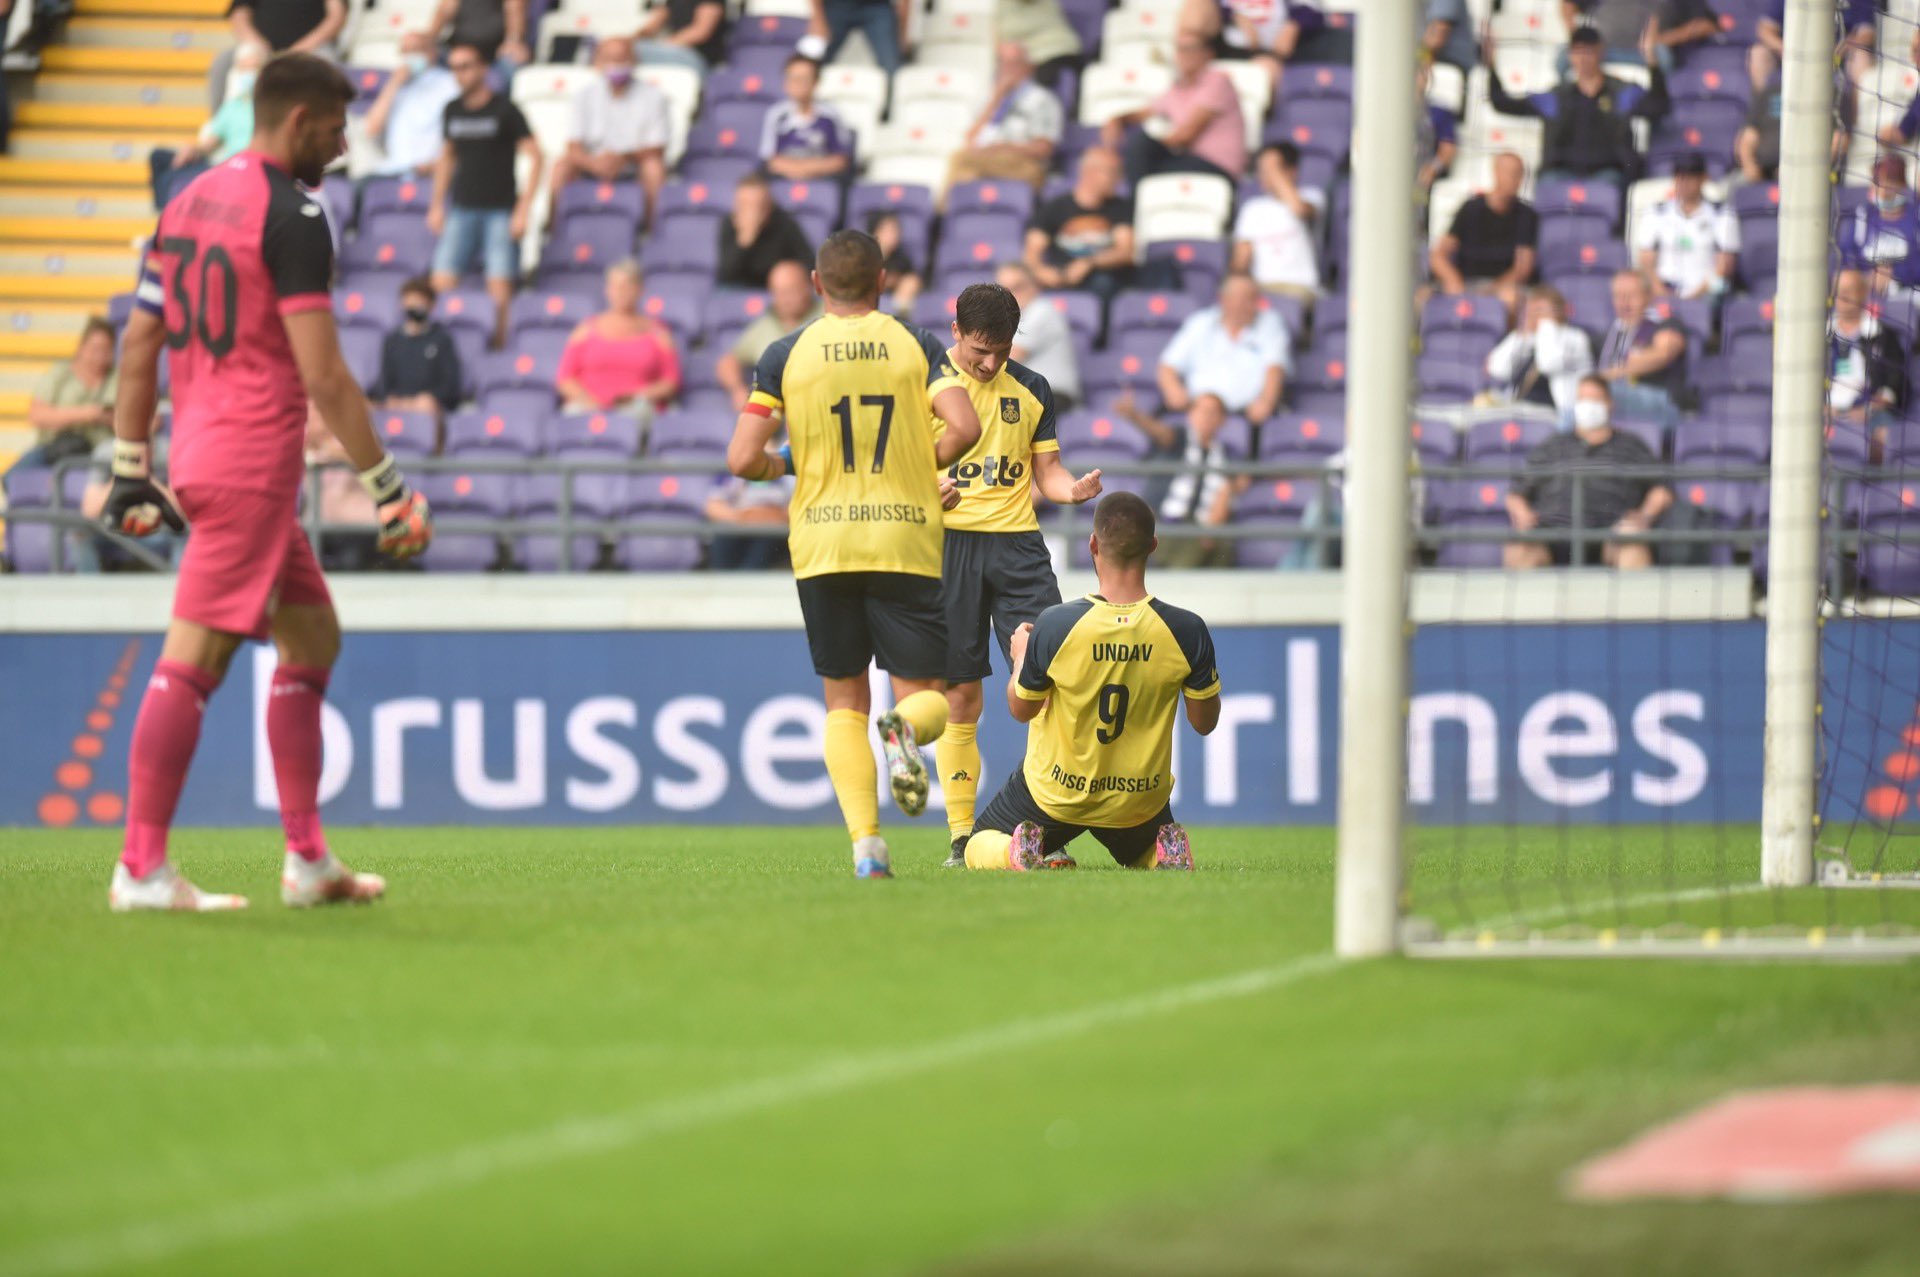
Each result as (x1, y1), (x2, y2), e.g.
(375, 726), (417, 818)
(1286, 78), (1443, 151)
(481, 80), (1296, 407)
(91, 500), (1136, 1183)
(1340, 0), (1920, 957)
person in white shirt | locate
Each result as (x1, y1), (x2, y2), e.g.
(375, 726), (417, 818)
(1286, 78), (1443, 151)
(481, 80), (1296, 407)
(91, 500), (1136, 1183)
(1230, 141), (1324, 303)
(946, 41), (1065, 193)
(996, 260), (1081, 407)
(547, 36), (669, 224)
(1483, 284), (1595, 420)
(1632, 152), (1739, 300)
(363, 31), (462, 178)
(1157, 273), (1290, 524)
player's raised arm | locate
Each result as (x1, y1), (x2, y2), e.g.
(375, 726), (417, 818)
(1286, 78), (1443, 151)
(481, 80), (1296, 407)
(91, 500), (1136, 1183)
(1006, 620), (1051, 723)
(101, 273), (186, 537)
(728, 329), (795, 480)
(913, 324), (982, 467)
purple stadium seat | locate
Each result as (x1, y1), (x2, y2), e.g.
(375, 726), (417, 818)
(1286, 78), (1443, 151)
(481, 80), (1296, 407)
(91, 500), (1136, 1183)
(339, 326), (383, 388)
(1214, 415), (1254, 460)
(637, 290), (702, 346)
(1645, 103), (1745, 177)
(1531, 177), (1623, 224)
(509, 286), (598, 340)
(1059, 0), (1105, 55)
(450, 393), (551, 455)
(1266, 102), (1352, 164)
(910, 289), (960, 331)
(640, 217), (722, 276)
(538, 213), (636, 284)
(1277, 63), (1353, 105)
(1552, 274), (1614, 338)
(1233, 476), (1318, 568)
(616, 473), (705, 571)
(478, 346), (562, 398)
(704, 288), (771, 348)
(680, 387), (737, 416)
(947, 179), (1036, 222)
(1853, 479), (1920, 594)
(1675, 476), (1751, 524)
(1291, 336), (1347, 394)
(555, 179), (647, 227)
(1826, 417), (1873, 467)
(731, 12), (807, 50)
(552, 410), (643, 456)
(1291, 389), (1346, 421)
(1422, 328), (1497, 369)
(1428, 477), (1513, 568)
(372, 408), (438, 457)
(1261, 411), (1344, 457)
(1082, 349), (1161, 401)
(1464, 416), (1553, 465)
(1539, 207), (1614, 251)
(1144, 239), (1228, 301)
(1539, 235), (1630, 280)
(1056, 407), (1152, 460)
(1410, 417), (1457, 464)
(422, 469), (517, 518)
(1701, 389), (1771, 425)
(658, 177), (733, 222)
(647, 410), (732, 458)
(1041, 291), (1103, 346)
(106, 291), (135, 331)
(706, 64), (785, 107)
(420, 534), (503, 571)
(1649, 295), (1713, 353)
(1421, 292), (1508, 340)
(684, 104), (769, 167)
(1731, 180), (1780, 226)
(347, 65), (389, 114)
(773, 178), (843, 228)
(360, 174), (434, 218)
(932, 211), (1025, 278)
(1108, 289), (1200, 348)
(552, 460), (629, 525)
(1670, 63), (1750, 107)
(1673, 416), (1769, 465)
(433, 285), (496, 340)
(847, 182), (935, 259)
(335, 282), (401, 332)
(342, 211), (435, 275)
(1691, 352), (1772, 398)
(1415, 354), (1478, 403)
(1738, 213), (1779, 291)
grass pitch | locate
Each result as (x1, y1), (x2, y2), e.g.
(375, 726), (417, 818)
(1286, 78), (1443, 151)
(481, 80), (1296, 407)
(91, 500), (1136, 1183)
(2, 825), (1918, 1277)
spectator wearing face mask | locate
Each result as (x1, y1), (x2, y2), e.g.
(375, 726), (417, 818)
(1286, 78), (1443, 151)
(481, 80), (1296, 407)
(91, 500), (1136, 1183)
(547, 36), (670, 228)
(149, 40), (266, 209)
(1828, 267), (1909, 457)
(363, 31), (461, 178)
(369, 277), (464, 424)
(1505, 375), (1671, 570)
(1841, 154), (1920, 306)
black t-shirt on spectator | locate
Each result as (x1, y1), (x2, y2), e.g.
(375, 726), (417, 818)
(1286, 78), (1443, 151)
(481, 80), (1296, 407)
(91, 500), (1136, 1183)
(228, 0), (329, 50)
(1032, 193), (1134, 268)
(444, 93), (530, 209)
(1447, 195), (1538, 280)
(450, 0), (508, 59)
(717, 206), (814, 288)
(666, 0), (729, 66)
(371, 323), (464, 411)
(1519, 428), (1661, 529)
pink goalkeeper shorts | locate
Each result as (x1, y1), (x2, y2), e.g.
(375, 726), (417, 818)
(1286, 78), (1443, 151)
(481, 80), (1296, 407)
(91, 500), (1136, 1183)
(171, 485), (333, 641)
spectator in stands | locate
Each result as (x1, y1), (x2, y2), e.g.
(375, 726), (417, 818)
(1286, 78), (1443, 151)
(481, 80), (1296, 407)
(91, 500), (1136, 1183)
(1596, 268), (1687, 426)
(1633, 153), (1738, 301)
(18, 319), (117, 471)
(997, 0), (1083, 87)
(1426, 151), (1537, 314)
(364, 31), (461, 179)
(431, 0), (530, 70)
(804, 0), (906, 76)
(1483, 285), (1596, 420)
(1157, 274), (1289, 528)
(1416, 56), (1459, 198)
(556, 260), (682, 424)
(718, 174), (814, 289)
(1829, 267), (1909, 457)
(1187, 0), (1348, 80)
(429, 43), (543, 348)
(1752, 0), (1875, 89)
(705, 472), (793, 569)
(1231, 141), (1323, 305)
(760, 55), (854, 183)
(1841, 154), (1920, 306)
(150, 40), (264, 210)
(210, 0), (342, 111)
(1880, 27), (1920, 153)
(1025, 146), (1136, 303)
(303, 402), (381, 572)
(1103, 34), (1246, 188)
(1740, 60), (1854, 182)
(368, 277), (463, 426)
(636, 0), (727, 71)
(717, 261), (821, 410)
(869, 211), (924, 312)
(547, 37), (669, 230)
(995, 261), (1081, 408)
(1506, 376), (1670, 570)
(945, 41), (1064, 194)
(1561, 0), (1716, 72)
(1424, 0), (1477, 71)
(1487, 24), (1668, 184)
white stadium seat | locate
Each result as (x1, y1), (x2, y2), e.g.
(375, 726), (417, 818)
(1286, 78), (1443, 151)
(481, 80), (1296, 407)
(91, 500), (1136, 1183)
(1134, 171), (1235, 247)
(512, 65), (599, 107)
(1101, 6), (1178, 63)
(1217, 59), (1273, 153)
(892, 64), (988, 114)
(919, 0), (994, 50)
(1078, 60), (1171, 126)
(819, 64), (890, 120)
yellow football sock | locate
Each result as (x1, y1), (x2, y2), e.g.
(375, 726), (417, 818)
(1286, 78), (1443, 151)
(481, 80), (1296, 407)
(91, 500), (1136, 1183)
(935, 722), (980, 839)
(963, 830), (1014, 870)
(893, 688), (949, 745)
(825, 709), (881, 841)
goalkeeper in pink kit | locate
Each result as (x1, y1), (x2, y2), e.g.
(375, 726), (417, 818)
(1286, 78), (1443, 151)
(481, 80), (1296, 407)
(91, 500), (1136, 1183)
(104, 52), (432, 912)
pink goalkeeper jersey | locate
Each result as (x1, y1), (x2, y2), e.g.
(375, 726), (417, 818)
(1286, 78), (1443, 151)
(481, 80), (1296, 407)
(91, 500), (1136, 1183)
(134, 151), (335, 497)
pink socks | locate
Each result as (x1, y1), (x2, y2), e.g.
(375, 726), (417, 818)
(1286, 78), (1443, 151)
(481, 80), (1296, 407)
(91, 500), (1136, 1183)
(121, 659), (221, 878)
(268, 664), (331, 863)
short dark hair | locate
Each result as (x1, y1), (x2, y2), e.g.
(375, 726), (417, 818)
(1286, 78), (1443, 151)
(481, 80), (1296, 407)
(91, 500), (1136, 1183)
(78, 317), (116, 347)
(815, 229), (883, 302)
(1258, 141), (1300, 170)
(252, 51), (353, 132)
(400, 275), (436, 302)
(784, 53), (820, 75)
(954, 282), (1021, 346)
(1578, 373), (1611, 400)
(1092, 492), (1156, 565)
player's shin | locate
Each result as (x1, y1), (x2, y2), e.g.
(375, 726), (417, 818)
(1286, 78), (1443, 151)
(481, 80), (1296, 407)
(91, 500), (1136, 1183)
(892, 688), (950, 745)
(935, 722), (981, 840)
(268, 664), (331, 862)
(825, 709), (882, 843)
(122, 660), (222, 877)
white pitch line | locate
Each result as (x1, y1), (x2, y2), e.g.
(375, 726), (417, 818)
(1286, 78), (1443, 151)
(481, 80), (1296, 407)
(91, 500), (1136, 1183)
(1467, 881), (1774, 935)
(0, 951), (1347, 1277)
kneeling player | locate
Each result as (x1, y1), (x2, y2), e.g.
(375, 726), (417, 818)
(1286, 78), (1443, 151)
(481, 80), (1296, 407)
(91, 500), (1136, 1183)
(932, 282), (1103, 867)
(963, 492), (1221, 871)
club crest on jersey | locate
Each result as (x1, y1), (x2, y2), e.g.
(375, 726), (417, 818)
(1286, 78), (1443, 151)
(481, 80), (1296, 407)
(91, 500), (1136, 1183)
(999, 397), (1021, 424)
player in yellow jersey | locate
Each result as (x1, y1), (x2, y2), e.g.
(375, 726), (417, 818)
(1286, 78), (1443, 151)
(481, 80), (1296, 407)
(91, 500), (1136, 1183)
(932, 282), (1105, 867)
(726, 230), (984, 878)
(963, 492), (1221, 871)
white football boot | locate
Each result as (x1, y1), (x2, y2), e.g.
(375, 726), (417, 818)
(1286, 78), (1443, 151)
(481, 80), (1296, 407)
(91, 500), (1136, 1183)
(109, 862), (248, 913)
(281, 851), (386, 907)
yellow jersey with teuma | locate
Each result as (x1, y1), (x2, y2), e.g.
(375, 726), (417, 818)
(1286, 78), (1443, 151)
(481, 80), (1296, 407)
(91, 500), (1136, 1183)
(749, 310), (963, 579)
(1014, 594), (1221, 828)
(938, 354), (1060, 535)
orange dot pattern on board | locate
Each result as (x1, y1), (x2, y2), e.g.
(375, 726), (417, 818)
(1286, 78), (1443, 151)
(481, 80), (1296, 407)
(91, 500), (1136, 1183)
(1864, 786), (1910, 823)
(39, 794), (78, 827)
(46, 637), (149, 826)
(86, 711), (111, 731)
(1884, 752), (1920, 784)
(56, 761), (91, 791)
(73, 734), (103, 759)
(87, 793), (124, 823)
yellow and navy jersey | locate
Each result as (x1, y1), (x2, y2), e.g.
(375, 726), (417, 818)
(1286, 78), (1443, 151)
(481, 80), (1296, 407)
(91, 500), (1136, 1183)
(749, 309), (965, 579)
(938, 353), (1059, 535)
(1015, 593), (1221, 828)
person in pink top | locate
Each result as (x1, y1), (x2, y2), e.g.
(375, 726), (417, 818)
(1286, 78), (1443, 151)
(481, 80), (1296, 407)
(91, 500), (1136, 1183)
(555, 259), (682, 429)
(1101, 34), (1247, 188)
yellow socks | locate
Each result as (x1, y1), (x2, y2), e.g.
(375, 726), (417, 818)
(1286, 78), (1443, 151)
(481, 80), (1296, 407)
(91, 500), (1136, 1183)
(824, 709), (880, 841)
(935, 721), (981, 840)
(893, 688), (949, 745)
(963, 830), (1014, 870)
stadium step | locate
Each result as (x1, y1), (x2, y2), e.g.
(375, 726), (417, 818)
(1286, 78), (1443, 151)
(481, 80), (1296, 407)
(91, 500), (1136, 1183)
(72, 0), (228, 15)
(15, 101), (204, 131)
(22, 73), (206, 108)
(2, 306), (105, 340)
(4, 129), (181, 163)
(39, 45), (215, 76)
(0, 269), (135, 304)
(0, 217), (151, 245)
(0, 187), (155, 221)
(61, 16), (231, 50)
(0, 157), (148, 187)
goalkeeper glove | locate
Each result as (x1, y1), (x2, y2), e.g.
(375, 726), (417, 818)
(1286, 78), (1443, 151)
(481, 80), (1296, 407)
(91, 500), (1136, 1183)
(358, 454), (433, 559)
(101, 440), (186, 537)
